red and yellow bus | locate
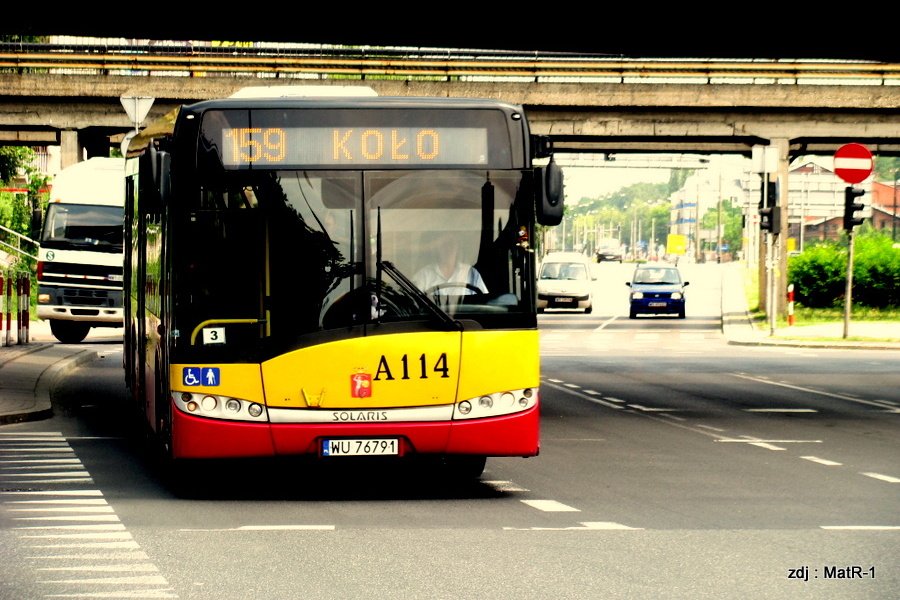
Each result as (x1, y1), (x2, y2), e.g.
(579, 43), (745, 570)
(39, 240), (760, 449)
(124, 87), (564, 477)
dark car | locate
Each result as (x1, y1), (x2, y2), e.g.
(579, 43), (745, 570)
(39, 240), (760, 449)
(626, 264), (688, 318)
(595, 240), (624, 263)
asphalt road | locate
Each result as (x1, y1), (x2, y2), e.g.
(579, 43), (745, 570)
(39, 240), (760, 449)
(1, 263), (897, 599)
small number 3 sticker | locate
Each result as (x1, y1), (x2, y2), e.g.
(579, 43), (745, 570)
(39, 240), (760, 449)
(202, 327), (226, 345)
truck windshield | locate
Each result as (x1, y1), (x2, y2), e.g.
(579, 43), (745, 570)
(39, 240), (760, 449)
(41, 204), (124, 252)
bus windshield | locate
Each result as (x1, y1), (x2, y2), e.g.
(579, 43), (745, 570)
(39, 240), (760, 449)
(174, 168), (535, 359)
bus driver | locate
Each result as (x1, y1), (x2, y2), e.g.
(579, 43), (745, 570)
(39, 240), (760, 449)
(413, 231), (488, 296)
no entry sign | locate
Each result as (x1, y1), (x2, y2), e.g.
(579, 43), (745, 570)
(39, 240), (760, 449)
(834, 143), (873, 184)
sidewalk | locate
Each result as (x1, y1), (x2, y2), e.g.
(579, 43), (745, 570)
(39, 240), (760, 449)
(0, 321), (120, 425)
(1, 273), (898, 425)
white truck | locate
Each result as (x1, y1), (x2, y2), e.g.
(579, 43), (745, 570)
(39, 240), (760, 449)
(35, 157), (125, 343)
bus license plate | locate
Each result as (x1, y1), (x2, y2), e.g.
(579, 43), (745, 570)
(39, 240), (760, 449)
(322, 438), (399, 457)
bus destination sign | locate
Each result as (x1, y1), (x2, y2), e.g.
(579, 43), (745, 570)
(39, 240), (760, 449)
(221, 126), (489, 168)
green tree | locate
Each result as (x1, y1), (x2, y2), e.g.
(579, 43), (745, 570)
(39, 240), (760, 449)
(0, 146), (47, 236)
(0, 147), (32, 183)
(700, 198), (743, 253)
(874, 156), (900, 182)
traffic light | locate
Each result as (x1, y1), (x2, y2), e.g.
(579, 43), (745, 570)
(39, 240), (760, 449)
(843, 187), (865, 231)
(758, 180), (779, 210)
(760, 204), (781, 235)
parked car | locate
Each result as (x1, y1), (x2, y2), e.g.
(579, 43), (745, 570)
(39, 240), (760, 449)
(537, 252), (595, 313)
(626, 263), (688, 318)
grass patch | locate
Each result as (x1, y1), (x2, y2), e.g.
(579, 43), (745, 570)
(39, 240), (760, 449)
(740, 264), (900, 340)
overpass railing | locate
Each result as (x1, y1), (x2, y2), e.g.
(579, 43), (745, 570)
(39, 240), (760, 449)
(2, 43), (899, 85)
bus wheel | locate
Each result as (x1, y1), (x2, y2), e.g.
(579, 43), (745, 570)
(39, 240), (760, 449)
(49, 320), (90, 343)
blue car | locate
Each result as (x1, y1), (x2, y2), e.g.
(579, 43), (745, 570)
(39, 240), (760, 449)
(627, 264), (688, 319)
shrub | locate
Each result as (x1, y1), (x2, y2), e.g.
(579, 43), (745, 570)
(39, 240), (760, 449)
(852, 235), (900, 308)
(789, 234), (900, 309)
(788, 244), (847, 308)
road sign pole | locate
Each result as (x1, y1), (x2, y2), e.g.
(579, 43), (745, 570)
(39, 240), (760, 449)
(832, 143), (872, 340)
(844, 229), (855, 339)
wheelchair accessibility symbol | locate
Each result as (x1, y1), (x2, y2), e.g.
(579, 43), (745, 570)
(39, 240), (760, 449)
(183, 367), (220, 387)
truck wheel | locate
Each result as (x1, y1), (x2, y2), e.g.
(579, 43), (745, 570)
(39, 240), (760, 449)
(50, 320), (90, 343)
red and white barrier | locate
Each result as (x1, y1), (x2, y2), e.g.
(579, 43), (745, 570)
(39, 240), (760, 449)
(787, 283), (795, 328)
(2, 271), (30, 346)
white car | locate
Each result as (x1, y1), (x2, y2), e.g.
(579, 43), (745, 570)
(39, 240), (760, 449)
(536, 252), (595, 314)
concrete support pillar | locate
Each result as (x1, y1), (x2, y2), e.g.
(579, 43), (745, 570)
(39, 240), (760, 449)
(773, 138), (791, 317)
(756, 138), (791, 318)
(59, 129), (81, 168)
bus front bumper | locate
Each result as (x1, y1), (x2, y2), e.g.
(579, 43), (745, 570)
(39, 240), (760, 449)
(170, 401), (539, 460)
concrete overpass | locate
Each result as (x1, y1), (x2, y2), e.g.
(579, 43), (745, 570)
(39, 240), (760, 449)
(2, 50), (900, 167)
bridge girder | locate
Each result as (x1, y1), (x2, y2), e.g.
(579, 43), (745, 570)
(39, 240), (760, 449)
(1, 75), (900, 157)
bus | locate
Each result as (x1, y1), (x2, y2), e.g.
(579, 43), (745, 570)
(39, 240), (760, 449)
(36, 157), (125, 343)
(124, 87), (564, 478)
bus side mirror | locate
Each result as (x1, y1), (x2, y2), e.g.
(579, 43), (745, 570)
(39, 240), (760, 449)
(536, 159), (564, 226)
(157, 151), (171, 207)
(139, 147), (171, 214)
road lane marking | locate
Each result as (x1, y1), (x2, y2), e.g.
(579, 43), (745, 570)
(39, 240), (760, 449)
(38, 563), (160, 572)
(732, 373), (899, 411)
(0, 434), (178, 598)
(520, 500), (580, 512)
(744, 408), (818, 413)
(800, 456), (843, 466)
(628, 404), (680, 412)
(592, 316), (618, 332)
(179, 525), (335, 531)
(542, 379), (625, 410)
(820, 526), (900, 530)
(40, 575), (170, 585)
(860, 472), (900, 483)
(696, 424), (726, 432)
(715, 436), (822, 451)
(504, 521), (642, 531)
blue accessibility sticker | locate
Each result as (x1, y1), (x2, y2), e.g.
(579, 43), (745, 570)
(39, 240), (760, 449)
(182, 367), (220, 387)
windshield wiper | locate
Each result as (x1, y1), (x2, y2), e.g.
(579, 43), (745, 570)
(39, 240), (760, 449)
(377, 260), (461, 330)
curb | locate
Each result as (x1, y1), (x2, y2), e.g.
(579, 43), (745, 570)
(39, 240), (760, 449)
(0, 347), (102, 425)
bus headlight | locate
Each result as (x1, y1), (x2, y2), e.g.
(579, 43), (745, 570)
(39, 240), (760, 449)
(454, 388), (538, 420)
(173, 392), (268, 422)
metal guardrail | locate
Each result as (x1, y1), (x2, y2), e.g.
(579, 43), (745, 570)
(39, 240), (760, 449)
(2, 44), (899, 84)
(0, 224), (38, 262)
